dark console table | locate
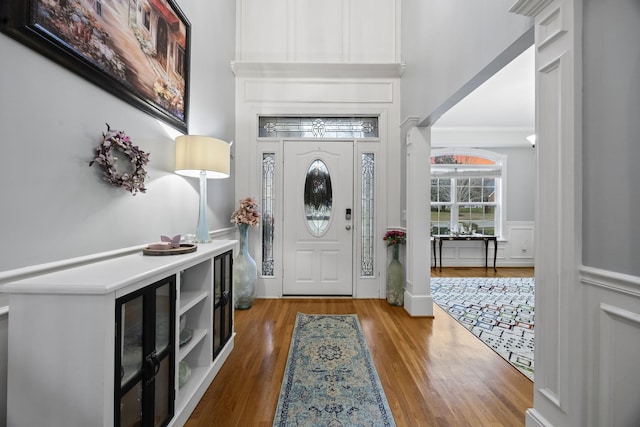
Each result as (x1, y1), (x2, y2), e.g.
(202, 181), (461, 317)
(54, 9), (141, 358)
(432, 235), (498, 272)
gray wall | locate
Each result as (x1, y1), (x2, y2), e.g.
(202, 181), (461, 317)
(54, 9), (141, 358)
(582, 0), (640, 276)
(0, 3), (236, 424)
(0, 1), (236, 272)
(401, 0), (532, 124)
(499, 147), (536, 222)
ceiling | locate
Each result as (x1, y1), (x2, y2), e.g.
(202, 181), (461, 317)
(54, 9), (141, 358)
(433, 46), (535, 129)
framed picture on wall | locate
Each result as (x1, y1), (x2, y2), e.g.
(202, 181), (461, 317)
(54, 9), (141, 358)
(1, 0), (191, 133)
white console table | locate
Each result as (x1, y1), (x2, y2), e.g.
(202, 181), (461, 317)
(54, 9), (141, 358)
(2, 240), (236, 427)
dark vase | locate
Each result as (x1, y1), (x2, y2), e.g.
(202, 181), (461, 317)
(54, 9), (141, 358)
(386, 244), (404, 306)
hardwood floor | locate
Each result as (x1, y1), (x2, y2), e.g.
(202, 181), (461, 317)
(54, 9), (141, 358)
(186, 267), (534, 427)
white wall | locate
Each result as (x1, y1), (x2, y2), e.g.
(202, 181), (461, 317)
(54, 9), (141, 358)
(0, 2), (236, 425)
(235, 0), (401, 63)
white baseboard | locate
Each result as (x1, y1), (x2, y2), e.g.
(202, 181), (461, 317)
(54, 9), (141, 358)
(403, 291), (433, 317)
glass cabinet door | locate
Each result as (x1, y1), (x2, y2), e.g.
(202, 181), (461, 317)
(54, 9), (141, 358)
(213, 255), (222, 355)
(223, 252), (233, 343)
(213, 250), (232, 359)
(116, 276), (175, 427)
(118, 295), (144, 427)
(153, 282), (174, 426)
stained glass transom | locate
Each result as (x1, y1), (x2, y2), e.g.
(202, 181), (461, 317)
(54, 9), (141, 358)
(361, 153), (375, 277)
(259, 117), (378, 138)
(304, 159), (332, 236)
(262, 154), (275, 276)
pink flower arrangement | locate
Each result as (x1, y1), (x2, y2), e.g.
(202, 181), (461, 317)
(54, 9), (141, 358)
(383, 230), (406, 246)
(231, 197), (261, 227)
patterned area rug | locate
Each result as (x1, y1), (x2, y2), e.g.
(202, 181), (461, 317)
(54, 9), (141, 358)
(273, 313), (396, 426)
(431, 277), (535, 380)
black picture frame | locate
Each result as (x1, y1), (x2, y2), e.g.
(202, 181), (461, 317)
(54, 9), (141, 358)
(1, 0), (190, 133)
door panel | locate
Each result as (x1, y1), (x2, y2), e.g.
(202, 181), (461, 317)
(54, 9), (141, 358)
(283, 141), (353, 295)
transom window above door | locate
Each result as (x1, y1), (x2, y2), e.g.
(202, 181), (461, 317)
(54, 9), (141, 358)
(258, 116), (379, 138)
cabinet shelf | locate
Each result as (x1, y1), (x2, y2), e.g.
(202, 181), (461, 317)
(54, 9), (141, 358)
(178, 328), (207, 362)
(176, 364), (209, 410)
(179, 289), (208, 315)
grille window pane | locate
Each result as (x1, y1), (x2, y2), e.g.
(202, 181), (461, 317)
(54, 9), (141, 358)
(259, 116), (378, 138)
(262, 154), (275, 276)
(304, 159), (332, 236)
(361, 154), (375, 276)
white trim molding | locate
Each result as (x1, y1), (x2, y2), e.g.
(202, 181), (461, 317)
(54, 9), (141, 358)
(231, 61), (406, 79)
(509, 0), (555, 17)
(512, 0), (583, 425)
(598, 303), (640, 427)
(525, 408), (555, 427)
(580, 265), (640, 298)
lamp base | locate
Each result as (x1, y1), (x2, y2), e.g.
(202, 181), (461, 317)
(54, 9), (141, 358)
(195, 170), (211, 243)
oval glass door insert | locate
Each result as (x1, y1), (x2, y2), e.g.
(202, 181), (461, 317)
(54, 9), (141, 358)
(304, 159), (332, 236)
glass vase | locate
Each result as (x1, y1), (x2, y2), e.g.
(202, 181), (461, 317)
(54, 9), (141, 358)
(233, 223), (257, 309)
(386, 244), (405, 306)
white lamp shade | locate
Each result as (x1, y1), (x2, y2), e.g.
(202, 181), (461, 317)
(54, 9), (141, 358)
(175, 135), (230, 178)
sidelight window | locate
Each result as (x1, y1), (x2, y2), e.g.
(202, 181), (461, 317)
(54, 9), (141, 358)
(262, 153), (275, 276)
(361, 153), (375, 276)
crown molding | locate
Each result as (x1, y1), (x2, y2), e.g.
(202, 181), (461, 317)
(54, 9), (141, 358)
(230, 61), (405, 79)
(400, 116), (420, 131)
(509, 0), (554, 17)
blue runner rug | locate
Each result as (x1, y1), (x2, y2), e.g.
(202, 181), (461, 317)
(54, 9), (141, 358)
(273, 313), (396, 426)
(431, 277), (535, 380)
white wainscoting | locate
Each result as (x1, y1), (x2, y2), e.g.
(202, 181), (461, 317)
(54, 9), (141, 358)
(598, 303), (640, 426)
(236, 0), (401, 63)
(580, 266), (640, 427)
(430, 221), (534, 268)
(0, 309), (7, 427)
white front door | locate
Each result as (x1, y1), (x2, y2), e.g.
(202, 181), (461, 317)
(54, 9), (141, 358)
(283, 141), (354, 295)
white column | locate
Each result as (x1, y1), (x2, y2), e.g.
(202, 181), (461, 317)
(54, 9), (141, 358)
(510, 1), (583, 426)
(403, 121), (433, 316)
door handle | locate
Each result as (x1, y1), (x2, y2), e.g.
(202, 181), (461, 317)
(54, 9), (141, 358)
(144, 351), (161, 379)
(346, 225), (351, 230)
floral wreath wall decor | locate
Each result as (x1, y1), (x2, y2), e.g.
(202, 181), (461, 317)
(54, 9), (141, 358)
(89, 124), (150, 195)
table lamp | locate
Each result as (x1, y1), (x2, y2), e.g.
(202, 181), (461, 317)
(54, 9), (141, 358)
(175, 135), (230, 243)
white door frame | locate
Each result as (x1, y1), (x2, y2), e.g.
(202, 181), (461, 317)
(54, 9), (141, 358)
(253, 119), (387, 300)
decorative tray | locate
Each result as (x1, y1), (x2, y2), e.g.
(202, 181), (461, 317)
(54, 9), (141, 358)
(142, 244), (197, 256)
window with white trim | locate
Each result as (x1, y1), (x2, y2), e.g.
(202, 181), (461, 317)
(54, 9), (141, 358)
(430, 149), (504, 237)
